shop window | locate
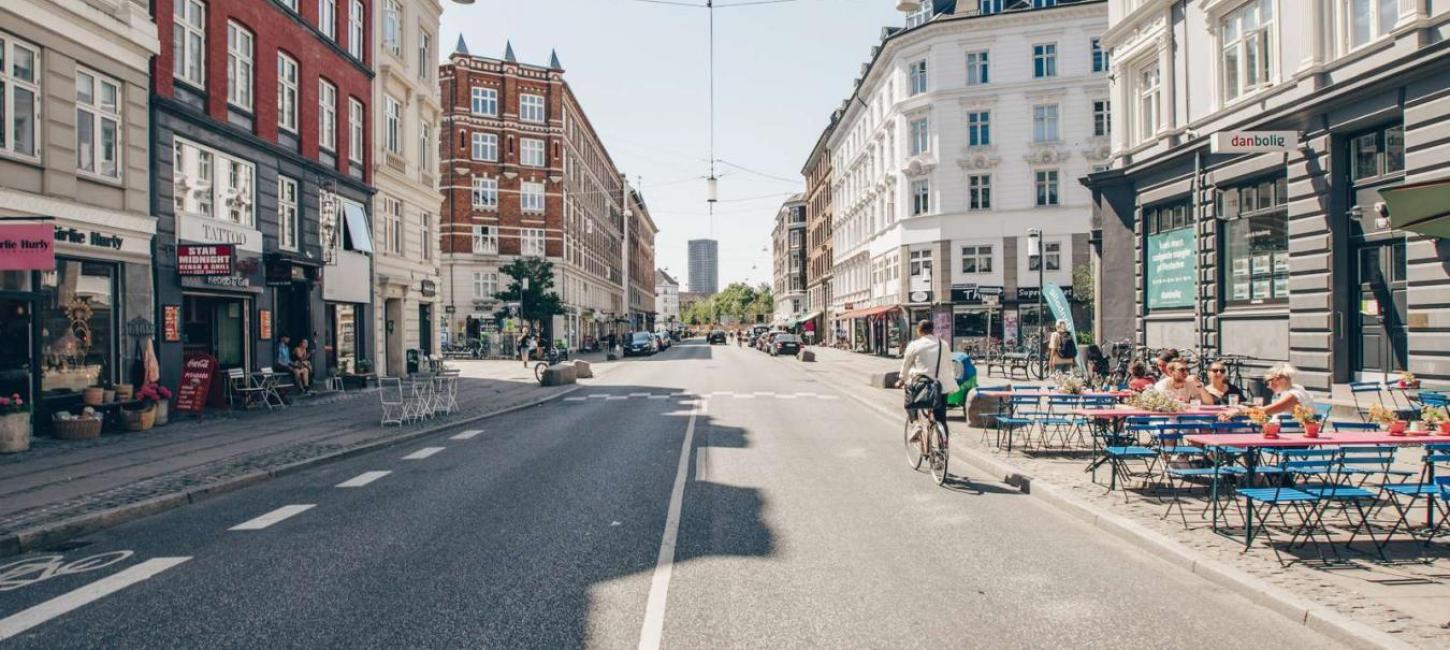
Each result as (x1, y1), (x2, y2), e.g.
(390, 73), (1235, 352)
(40, 260), (117, 395)
(1349, 125), (1405, 182)
(1219, 177), (1288, 305)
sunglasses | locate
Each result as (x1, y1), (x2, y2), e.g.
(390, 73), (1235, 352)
(1209, 368), (1226, 373)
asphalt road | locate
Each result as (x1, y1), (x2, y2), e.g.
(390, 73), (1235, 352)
(0, 339), (1338, 648)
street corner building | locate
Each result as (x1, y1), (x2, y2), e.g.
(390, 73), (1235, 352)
(771, 194), (808, 331)
(0, 0), (159, 440)
(152, 0), (377, 396)
(1083, 0), (1450, 394)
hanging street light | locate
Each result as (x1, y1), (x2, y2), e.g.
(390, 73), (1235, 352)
(895, 1), (922, 12)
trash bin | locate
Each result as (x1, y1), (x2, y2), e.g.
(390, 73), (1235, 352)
(406, 349), (420, 375)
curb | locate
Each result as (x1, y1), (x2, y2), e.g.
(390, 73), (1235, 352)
(791, 357), (1412, 650)
(0, 385), (581, 560)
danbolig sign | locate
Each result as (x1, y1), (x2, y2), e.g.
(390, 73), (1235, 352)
(1210, 130), (1298, 154)
(1146, 228), (1195, 309)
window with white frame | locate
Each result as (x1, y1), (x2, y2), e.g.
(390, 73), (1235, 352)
(908, 59), (927, 95)
(348, 0), (364, 59)
(1346, 0), (1398, 50)
(909, 118), (929, 156)
(472, 225), (497, 253)
(173, 0), (206, 87)
(1136, 63), (1161, 143)
(967, 111), (990, 146)
(417, 31), (431, 81)
(965, 50), (989, 85)
(472, 177), (498, 210)
(75, 69), (121, 178)
(471, 87), (497, 116)
(521, 138), (545, 167)
(418, 120), (433, 178)
(226, 22), (253, 110)
(1221, 0), (1274, 103)
(383, 0), (401, 55)
(317, 80), (337, 151)
(961, 245), (992, 273)
(420, 212), (433, 261)
(520, 94), (545, 123)
(967, 175), (991, 210)
(349, 98), (364, 164)
(278, 176), (299, 250)
(383, 195), (403, 254)
(385, 96), (402, 154)
(173, 138), (256, 226)
(1035, 170), (1059, 206)
(905, 0), (933, 28)
(471, 132), (497, 161)
(909, 250), (932, 282)
(521, 182), (545, 213)
(1033, 43), (1057, 78)
(1032, 104), (1059, 143)
(910, 179), (930, 216)
(1029, 241), (1061, 271)
(473, 271), (498, 298)
(1092, 100), (1110, 137)
(277, 54), (299, 132)
(279, 0), (296, 9)
(319, 0), (335, 39)
(521, 228), (546, 257)
(1092, 38), (1108, 73)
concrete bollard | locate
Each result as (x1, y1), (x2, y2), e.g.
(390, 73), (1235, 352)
(967, 393), (1003, 428)
(573, 359), (593, 378)
(869, 371), (900, 389)
(797, 350), (816, 362)
(542, 363), (578, 386)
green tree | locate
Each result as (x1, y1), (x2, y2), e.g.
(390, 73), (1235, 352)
(1072, 262), (1094, 343)
(494, 257), (564, 332)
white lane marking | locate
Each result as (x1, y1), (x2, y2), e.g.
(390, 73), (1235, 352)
(229, 505), (316, 531)
(335, 471), (391, 488)
(402, 447), (445, 460)
(588, 394), (609, 400)
(563, 396), (587, 402)
(695, 446), (708, 482)
(753, 391), (774, 398)
(647, 394), (670, 400)
(734, 394), (755, 400)
(776, 394), (798, 400)
(637, 399), (705, 650)
(818, 395), (840, 400)
(629, 392), (650, 398)
(451, 429), (483, 440)
(605, 396), (628, 401)
(708, 391), (734, 397)
(0, 557), (191, 641)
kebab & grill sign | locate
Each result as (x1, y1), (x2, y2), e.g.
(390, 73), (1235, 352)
(177, 244), (235, 276)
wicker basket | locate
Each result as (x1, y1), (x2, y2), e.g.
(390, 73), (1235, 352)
(123, 405), (155, 432)
(53, 416), (103, 440)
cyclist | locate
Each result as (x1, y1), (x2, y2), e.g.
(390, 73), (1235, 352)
(896, 320), (958, 439)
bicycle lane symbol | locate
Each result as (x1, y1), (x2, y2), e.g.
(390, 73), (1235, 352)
(0, 551), (135, 592)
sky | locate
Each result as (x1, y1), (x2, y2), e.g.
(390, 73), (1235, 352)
(438, 0), (904, 292)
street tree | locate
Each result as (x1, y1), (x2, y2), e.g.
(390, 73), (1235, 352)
(494, 257), (564, 334)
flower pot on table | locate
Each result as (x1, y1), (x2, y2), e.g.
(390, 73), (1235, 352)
(1387, 420), (1408, 435)
(82, 387), (105, 406)
(1261, 422), (1281, 438)
(1303, 422), (1320, 437)
(0, 412), (30, 453)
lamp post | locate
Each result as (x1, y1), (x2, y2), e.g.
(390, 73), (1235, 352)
(1027, 228), (1044, 378)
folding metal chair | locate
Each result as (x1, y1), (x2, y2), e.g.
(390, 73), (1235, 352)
(1348, 381), (1390, 422)
(226, 368), (269, 410)
(1380, 443), (1450, 547)
(1239, 448), (1341, 565)
(433, 375), (458, 415)
(258, 367), (292, 408)
(379, 377), (405, 426)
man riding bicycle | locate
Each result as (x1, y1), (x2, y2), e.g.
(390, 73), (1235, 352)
(896, 320), (957, 439)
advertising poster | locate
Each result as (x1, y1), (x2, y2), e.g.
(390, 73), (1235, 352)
(1146, 229), (1196, 309)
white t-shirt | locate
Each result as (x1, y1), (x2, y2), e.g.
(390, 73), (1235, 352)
(1278, 385), (1316, 411)
(1154, 375), (1204, 402)
(900, 336), (959, 395)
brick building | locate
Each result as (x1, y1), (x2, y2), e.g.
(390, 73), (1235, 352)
(802, 111), (838, 342)
(626, 187), (658, 331)
(152, 0), (376, 392)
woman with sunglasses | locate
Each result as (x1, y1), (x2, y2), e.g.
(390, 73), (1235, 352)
(1203, 361), (1246, 405)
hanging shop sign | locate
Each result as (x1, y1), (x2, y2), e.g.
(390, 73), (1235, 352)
(1146, 228), (1196, 309)
(259, 309), (273, 340)
(1210, 130), (1299, 154)
(177, 244), (236, 276)
(909, 290), (932, 304)
(162, 305), (182, 342)
(175, 352), (218, 412)
(0, 224), (56, 271)
(420, 280), (438, 297)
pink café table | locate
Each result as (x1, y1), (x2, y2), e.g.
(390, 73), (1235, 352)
(1185, 430), (1450, 448)
(1071, 405), (1231, 420)
(980, 390), (1130, 400)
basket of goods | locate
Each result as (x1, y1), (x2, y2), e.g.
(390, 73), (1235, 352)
(53, 409), (103, 440)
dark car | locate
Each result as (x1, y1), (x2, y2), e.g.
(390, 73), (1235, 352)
(771, 333), (801, 356)
(708, 330), (727, 344)
(624, 332), (657, 357)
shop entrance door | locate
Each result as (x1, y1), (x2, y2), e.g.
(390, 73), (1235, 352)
(183, 295), (249, 369)
(0, 298), (34, 415)
(1352, 238), (1408, 380)
(384, 298), (403, 376)
(418, 304), (432, 357)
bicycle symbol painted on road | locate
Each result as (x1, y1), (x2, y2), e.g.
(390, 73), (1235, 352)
(0, 551), (134, 592)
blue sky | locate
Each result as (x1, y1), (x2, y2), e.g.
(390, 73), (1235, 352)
(439, 0), (902, 291)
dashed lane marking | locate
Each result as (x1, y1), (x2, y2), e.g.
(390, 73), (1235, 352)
(647, 395), (670, 400)
(637, 399), (705, 650)
(451, 429), (484, 440)
(563, 397), (588, 402)
(336, 471), (391, 488)
(402, 447), (445, 460)
(0, 557), (192, 641)
(229, 505), (316, 531)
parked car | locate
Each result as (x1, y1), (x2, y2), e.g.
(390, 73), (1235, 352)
(708, 330), (727, 344)
(624, 332), (657, 356)
(653, 332), (669, 350)
(771, 333), (802, 356)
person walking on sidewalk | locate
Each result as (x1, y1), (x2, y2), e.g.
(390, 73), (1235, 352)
(1047, 320), (1075, 373)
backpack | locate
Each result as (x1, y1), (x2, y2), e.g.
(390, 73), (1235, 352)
(1058, 334), (1077, 359)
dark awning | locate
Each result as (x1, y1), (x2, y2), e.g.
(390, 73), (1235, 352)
(1380, 180), (1450, 238)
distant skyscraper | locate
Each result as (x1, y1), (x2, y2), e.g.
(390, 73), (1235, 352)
(688, 239), (719, 294)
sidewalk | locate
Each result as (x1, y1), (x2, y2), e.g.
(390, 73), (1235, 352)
(0, 353), (617, 556)
(794, 345), (1449, 648)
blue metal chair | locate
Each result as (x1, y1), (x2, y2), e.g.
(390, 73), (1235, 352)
(996, 395), (1042, 453)
(1101, 420), (1164, 499)
(1238, 449), (1341, 565)
(1380, 443), (1450, 547)
(1331, 421), (1381, 432)
(1348, 380), (1390, 422)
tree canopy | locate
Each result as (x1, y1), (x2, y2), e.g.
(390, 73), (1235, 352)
(682, 282), (773, 326)
(493, 257), (564, 330)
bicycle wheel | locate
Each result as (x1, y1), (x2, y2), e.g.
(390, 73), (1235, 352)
(534, 362), (548, 384)
(904, 418), (924, 471)
(929, 423), (950, 485)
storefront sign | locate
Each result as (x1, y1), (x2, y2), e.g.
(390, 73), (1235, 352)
(53, 226), (124, 250)
(1211, 130), (1298, 154)
(175, 352), (217, 412)
(0, 224), (56, 271)
(420, 279), (437, 297)
(1146, 228), (1196, 309)
(259, 309), (272, 340)
(909, 290), (932, 304)
(950, 284), (1004, 304)
(176, 214), (262, 253)
(1016, 286), (1074, 302)
(177, 244), (236, 276)
(444, 305), (456, 314)
(163, 305), (182, 342)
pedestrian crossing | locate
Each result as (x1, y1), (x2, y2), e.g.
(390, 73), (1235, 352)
(562, 391), (838, 403)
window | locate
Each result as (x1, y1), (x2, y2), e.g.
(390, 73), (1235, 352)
(1220, 0), (1274, 102)
(1137, 64), (1161, 142)
(520, 94), (545, 123)
(382, 196), (402, 255)
(1092, 100), (1110, 137)
(908, 59), (928, 95)
(278, 176), (299, 250)
(1033, 43), (1057, 78)
(1035, 170), (1059, 206)
(319, 0), (335, 39)
(966, 50), (989, 85)
(173, 138), (256, 226)
(1092, 38), (1108, 73)
(348, 0), (364, 59)
(1219, 177), (1288, 304)
(905, 0), (933, 28)
(349, 98), (364, 164)
(0, 35), (39, 159)
(277, 54), (299, 132)
(471, 87), (497, 116)
(173, 0), (206, 87)
(521, 182), (545, 213)
(279, 0), (296, 9)
(472, 177), (498, 210)
(1028, 241), (1061, 272)
(75, 69), (121, 178)
(418, 120), (433, 178)
(383, 0), (401, 56)
(521, 228), (546, 257)
(1349, 125), (1405, 182)
(961, 245), (993, 273)
(909, 118), (929, 156)
(967, 175), (991, 210)
(978, 0), (1002, 13)
(967, 111), (990, 146)
(521, 138), (545, 167)
(318, 80), (337, 150)
(471, 132), (497, 161)
(417, 31), (431, 81)
(1032, 104), (1059, 143)
(472, 225), (498, 253)
(384, 96), (402, 154)
(1347, 0), (1398, 49)
(909, 250), (932, 280)
(473, 271), (498, 298)
(910, 179), (930, 216)
(226, 22), (253, 110)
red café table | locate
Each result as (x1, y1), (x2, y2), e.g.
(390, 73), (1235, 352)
(978, 390), (1132, 400)
(1072, 406), (1233, 480)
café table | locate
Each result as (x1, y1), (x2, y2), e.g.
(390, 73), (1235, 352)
(1073, 405), (1232, 479)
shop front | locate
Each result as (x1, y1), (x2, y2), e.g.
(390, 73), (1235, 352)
(950, 284), (1004, 352)
(323, 198), (374, 375)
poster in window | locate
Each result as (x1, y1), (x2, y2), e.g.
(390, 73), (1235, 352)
(1272, 276), (1288, 298)
(1272, 252), (1289, 274)
(259, 309), (272, 341)
(1252, 254), (1270, 275)
(163, 305), (181, 342)
(1233, 258), (1249, 277)
(1233, 281), (1251, 301)
(1145, 228), (1196, 309)
(1253, 279), (1271, 300)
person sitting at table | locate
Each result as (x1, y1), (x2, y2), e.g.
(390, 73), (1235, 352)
(1220, 363), (1316, 421)
(292, 338), (313, 393)
(1128, 361), (1155, 392)
(1203, 360), (1247, 405)
(1154, 360), (1208, 403)
(1153, 349), (1179, 380)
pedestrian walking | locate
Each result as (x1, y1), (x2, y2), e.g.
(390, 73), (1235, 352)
(1047, 320), (1075, 373)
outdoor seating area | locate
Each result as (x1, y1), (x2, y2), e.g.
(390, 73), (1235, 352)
(377, 366), (461, 426)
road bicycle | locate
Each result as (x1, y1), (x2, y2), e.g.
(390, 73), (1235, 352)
(903, 391), (950, 486)
(533, 344), (569, 384)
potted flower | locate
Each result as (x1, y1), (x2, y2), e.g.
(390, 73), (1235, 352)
(1292, 404), (1322, 437)
(138, 383), (173, 426)
(1246, 406), (1277, 438)
(1368, 403), (1406, 435)
(1128, 389), (1184, 414)
(1053, 372), (1087, 395)
(0, 393), (31, 453)
(1398, 371), (1419, 390)
(1421, 406), (1450, 436)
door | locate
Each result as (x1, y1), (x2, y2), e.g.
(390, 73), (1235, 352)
(384, 299), (403, 376)
(0, 298), (34, 414)
(1352, 238), (1407, 380)
(418, 304), (432, 357)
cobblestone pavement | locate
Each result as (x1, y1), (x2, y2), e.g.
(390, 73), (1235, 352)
(794, 345), (1450, 647)
(0, 354), (617, 550)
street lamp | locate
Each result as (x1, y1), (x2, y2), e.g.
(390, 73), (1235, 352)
(1027, 228), (1044, 378)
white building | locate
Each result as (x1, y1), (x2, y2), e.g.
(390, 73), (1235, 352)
(372, 0), (444, 376)
(655, 269), (680, 326)
(830, 0), (1107, 354)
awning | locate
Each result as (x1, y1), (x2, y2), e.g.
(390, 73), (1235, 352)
(838, 304), (900, 320)
(1380, 180), (1450, 238)
(798, 310), (822, 323)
